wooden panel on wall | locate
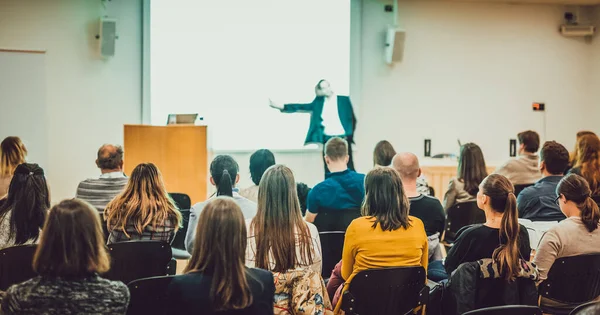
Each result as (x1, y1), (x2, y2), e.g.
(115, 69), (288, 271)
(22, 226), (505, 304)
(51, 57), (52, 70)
(124, 125), (208, 205)
(422, 165), (497, 204)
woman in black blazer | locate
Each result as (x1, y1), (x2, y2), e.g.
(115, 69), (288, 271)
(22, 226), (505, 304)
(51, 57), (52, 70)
(167, 196), (274, 315)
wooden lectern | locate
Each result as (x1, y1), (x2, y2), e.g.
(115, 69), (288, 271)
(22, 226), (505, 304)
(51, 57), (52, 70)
(123, 125), (208, 205)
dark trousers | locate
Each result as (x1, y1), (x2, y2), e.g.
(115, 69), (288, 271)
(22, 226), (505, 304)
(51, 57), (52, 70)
(323, 135), (355, 178)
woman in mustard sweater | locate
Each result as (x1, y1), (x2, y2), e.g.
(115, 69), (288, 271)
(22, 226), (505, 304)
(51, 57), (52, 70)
(332, 167), (429, 313)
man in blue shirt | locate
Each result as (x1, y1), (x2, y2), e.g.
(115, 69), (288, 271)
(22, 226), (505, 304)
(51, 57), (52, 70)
(305, 137), (365, 223)
(517, 141), (570, 221)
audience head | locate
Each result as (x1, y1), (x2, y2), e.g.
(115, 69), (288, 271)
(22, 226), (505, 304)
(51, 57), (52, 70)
(362, 167), (411, 232)
(210, 155), (240, 197)
(572, 131), (598, 165)
(458, 143), (488, 196)
(373, 140), (396, 167)
(185, 197), (253, 310)
(539, 141), (569, 176)
(0, 163), (49, 245)
(252, 165), (313, 272)
(0, 136), (27, 177)
(33, 199), (110, 278)
(573, 134), (600, 195)
(315, 79), (333, 97)
(95, 144), (123, 173)
(105, 163), (181, 236)
(517, 130), (540, 154)
(392, 152), (421, 184)
(296, 182), (311, 216)
(324, 137), (349, 172)
(556, 174), (600, 233)
(478, 174), (520, 281)
(249, 149), (275, 186)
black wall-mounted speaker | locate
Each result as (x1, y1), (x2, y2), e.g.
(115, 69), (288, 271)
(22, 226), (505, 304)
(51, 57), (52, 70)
(424, 139), (431, 157)
(510, 139), (517, 157)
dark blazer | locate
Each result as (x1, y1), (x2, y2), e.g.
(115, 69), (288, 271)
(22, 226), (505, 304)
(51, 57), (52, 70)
(282, 95), (357, 144)
(166, 268), (275, 315)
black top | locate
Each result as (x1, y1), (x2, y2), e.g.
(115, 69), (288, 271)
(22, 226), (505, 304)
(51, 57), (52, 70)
(166, 267), (274, 315)
(517, 176), (566, 222)
(408, 194), (446, 237)
(445, 224), (531, 275)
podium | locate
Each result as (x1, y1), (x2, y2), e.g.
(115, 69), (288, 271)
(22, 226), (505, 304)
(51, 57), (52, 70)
(123, 125), (208, 204)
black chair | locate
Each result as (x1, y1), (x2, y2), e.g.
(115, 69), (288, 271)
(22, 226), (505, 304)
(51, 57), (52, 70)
(0, 244), (37, 291)
(514, 184), (534, 197)
(313, 208), (361, 233)
(319, 231), (345, 279)
(443, 201), (485, 245)
(104, 241), (173, 285)
(570, 301), (600, 315)
(463, 305), (542, 315)
(539, 254), (600, 315)
(127, 275), (176, 315)
(171, 209), (191, 260)
(341, 267), (428, 315)
(169, 193), (191, 210)
(428, 186), (435, 198)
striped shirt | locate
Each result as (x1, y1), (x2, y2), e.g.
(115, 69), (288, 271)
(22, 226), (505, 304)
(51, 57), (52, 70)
(107, 219), (177, 244)
(76, 172), (128, 212)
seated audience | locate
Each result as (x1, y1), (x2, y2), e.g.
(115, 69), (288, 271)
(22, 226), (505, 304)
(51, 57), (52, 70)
(0, 163), (49, 249)
(76, 144), (128, 212)
(569, 133), (600, 195)
(373, 140), (396, 167)
(517, 141), (569, 221)
(444, 174), (531, 275)
(239, 149), (276, 202)
(167, 197), (274, 315)
(305, 137), (365, 223)
(105, 163), (181, 244)
(186, 155), (256, 253)
(296, 182), (311, 216)
(331, 167), (428, 313)
(392, 153), (445, 259)
(0, 136), (27, 197)
(495, 130), (542, 185)
(444, 143), (488, 210)
(1, 199), (130, 314)
(569, 131), (597, 171)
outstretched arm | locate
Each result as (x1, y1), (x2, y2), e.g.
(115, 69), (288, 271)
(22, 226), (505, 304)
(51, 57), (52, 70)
(269, 99), (314, 113)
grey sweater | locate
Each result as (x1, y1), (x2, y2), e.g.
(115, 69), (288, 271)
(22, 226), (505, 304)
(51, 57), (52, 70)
(495, 154), (542, 185)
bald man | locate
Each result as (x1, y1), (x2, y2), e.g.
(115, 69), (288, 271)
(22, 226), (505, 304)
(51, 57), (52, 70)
(76, 144), (128, 212)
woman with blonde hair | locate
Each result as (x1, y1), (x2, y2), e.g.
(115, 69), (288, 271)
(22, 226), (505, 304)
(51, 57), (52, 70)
(0, 136), (27, 197)
(105, 163), (181, 244)
(569, 134), (600, 195)
(167, 197), (274, 314)
(1, 198), (130, 314)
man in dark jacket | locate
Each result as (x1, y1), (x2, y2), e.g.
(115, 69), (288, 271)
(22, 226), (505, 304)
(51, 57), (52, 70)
(270, 79), (357, 177)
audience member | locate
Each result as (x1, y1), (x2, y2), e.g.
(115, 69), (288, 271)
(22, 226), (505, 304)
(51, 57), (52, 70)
(0, 136), (27, 197)
(1, 199), (130, 314)
(517, 141), (569, 221)
(167, 197), (274, 315)
(296, 182), (311, 216)
(392, 153), (445, 259)
(105, 163), (181, 244)
(246, 164), (322, 274)
(305, 137), (365, 223)
(569, 133), (600, 195)
(239, 149), (276, 202)
(330, 167), (428, 312)
(0, 163), (49, 249)
(495, 130), (542, 185)
(570, 131), (597, 170)
(444, 174), (531, 275)
(444, 143), (488, 210)
(373, 140), (396, 167)
(186, 155), (256, 253)
(76, 144), (128, 212)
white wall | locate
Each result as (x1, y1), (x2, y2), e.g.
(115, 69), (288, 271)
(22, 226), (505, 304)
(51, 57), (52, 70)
(591, 6), (600, 129)
(0, 0), (142, 201)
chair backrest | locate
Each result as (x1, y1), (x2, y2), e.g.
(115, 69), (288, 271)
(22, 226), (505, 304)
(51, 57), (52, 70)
(342, 266), (428, 315)
(444, 201), (485, 244)
(592, 195), (600, 206)
(104, 241), (173, 285)
(463, 305), (542, 315)
(319, 231), (345, 279)
(127, 275), (176, 315)
(539, 253), (600, 304)
(313, 208), (361, 232)
(170, 209), (190, 250)
(169, 193), (191, 210)
(570, 301), (600, 315)
(514, 184), (534, 197)
(0, 244), (37, 291)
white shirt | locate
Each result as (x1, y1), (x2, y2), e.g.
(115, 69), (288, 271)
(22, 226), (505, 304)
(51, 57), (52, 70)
(99, 171), (126, 179)
(321, 96), (346, 136)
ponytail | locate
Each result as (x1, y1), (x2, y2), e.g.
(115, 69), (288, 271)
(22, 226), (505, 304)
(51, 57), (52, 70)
(217, 170), (233, 197)
(493, 192), (521, 281)
(558, 174), (600, 233)
(581, 197), (600, 233)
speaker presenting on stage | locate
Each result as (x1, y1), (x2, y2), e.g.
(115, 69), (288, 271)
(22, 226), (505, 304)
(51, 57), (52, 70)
(269, 79), (357, 177)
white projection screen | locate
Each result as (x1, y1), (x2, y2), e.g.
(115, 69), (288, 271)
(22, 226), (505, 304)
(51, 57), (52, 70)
(150, 0), (351, 151)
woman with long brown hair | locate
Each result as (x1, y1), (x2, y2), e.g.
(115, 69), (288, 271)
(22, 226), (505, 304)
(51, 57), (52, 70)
(167, 197), (274, 314)
(569, 133), (600, 195)
(444, 143), (488, 210)
(444, 174), (531, 278)
(570, 131), (597, 168)
(105, 163), (181, 244)
(0, 136), (27, 197)
(1, 199), (130, 314)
